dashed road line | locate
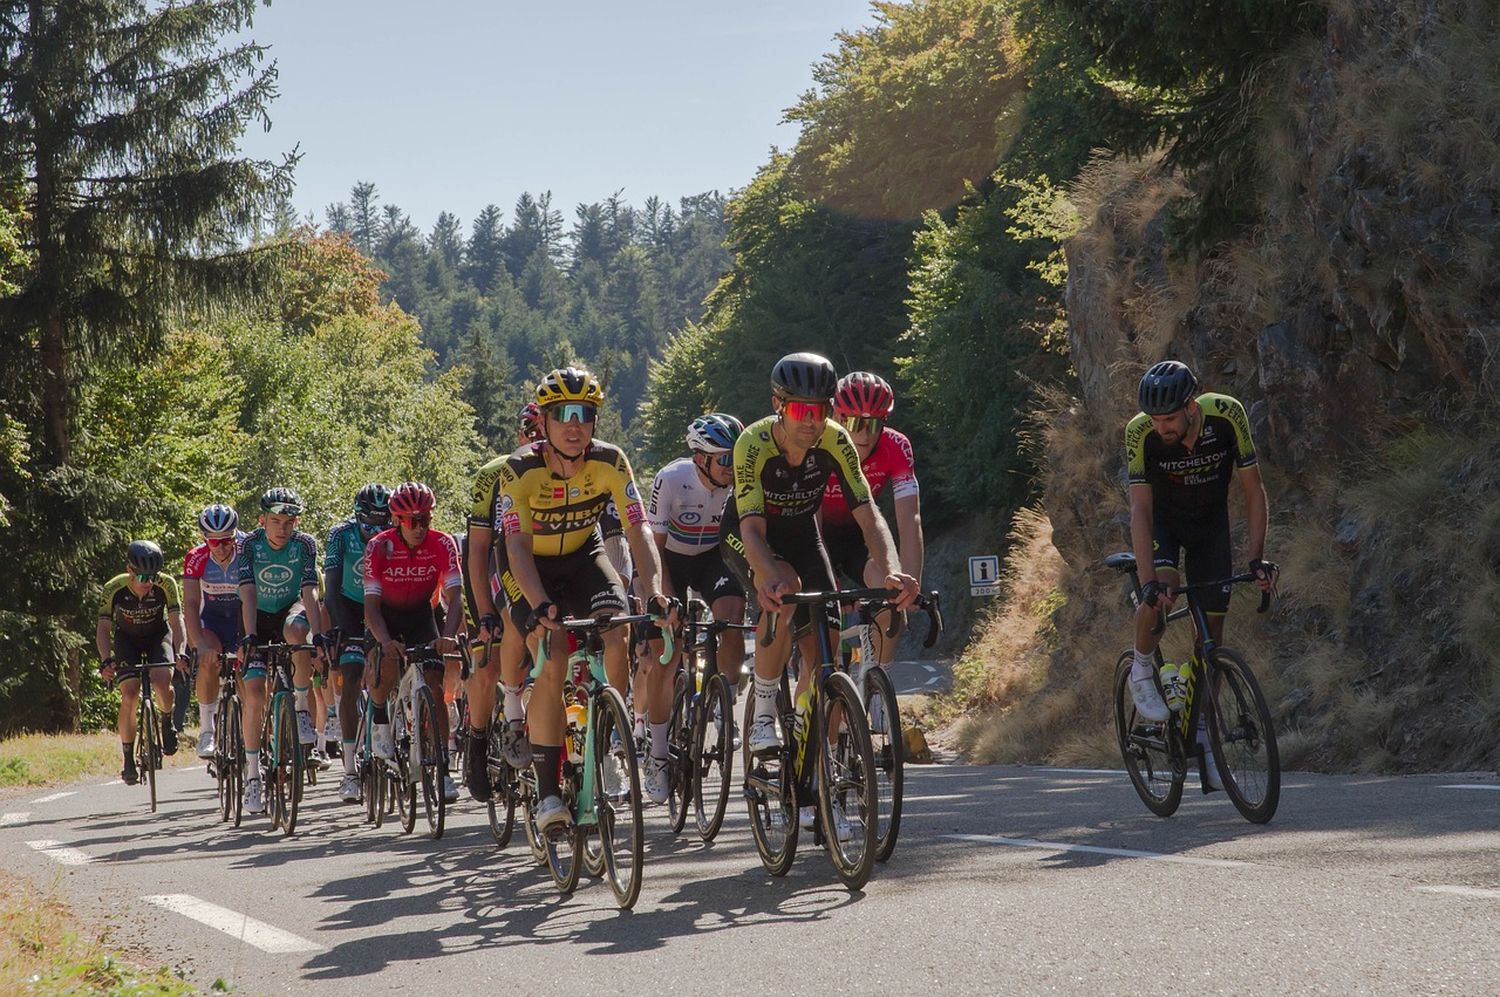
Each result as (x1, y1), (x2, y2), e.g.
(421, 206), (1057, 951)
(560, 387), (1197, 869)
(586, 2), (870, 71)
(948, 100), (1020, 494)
(1037, 767), (1120, 776)
(945, 833), (1253, 868)
(30, 790), (77, 804)
(1439, 785), (1500, 792)
(26, 839), (94, 866)
(144, 895), (324, 953)
(1416, 885), (1500, 900)
(1, 812), (31, 827)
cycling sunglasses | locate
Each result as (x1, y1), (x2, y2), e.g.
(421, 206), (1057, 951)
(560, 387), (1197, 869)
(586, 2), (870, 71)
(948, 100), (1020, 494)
(395, 513), (432, 527)
(547, 403), (597, 424)
(205, 535), (236, 548)
(839, 415), (883, 435)
(781, 399), (830, 423)
(132, 572), (158, 583)
(699, 451), (734, 467)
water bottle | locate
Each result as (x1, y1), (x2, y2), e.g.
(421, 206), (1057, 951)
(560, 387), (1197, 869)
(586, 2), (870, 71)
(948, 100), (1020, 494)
(1159, 662), (1186, 713)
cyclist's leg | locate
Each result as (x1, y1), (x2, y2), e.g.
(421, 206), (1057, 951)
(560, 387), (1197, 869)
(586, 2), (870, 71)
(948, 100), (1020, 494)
(196, 626), (227, 741)
(515, 589), (570, 820)
(1133, 514), (1182, 657)
(328, 594), (367, 772)
(284, 604), (315, 741)
(1184, 517), (1234, 649)
(148, 637), (176, 752)
(703, 548), (748, 687)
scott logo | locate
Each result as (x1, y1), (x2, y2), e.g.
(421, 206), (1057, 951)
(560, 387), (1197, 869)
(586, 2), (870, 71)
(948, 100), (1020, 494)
(259, 564), (294, 588)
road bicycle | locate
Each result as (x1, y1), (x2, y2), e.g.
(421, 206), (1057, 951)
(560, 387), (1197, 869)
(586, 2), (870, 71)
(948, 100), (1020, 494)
(1106, 552), (1281, 824)
(256, 642), (315, 835)
(199, 648), (245, 827)
(360, 640), (450, 838)
(112, 660), (175, 812)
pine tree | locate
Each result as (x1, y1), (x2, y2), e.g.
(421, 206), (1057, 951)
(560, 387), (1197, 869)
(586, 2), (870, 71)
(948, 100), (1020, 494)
(348, 181), (380, 256)
(464, 204), (505, 293)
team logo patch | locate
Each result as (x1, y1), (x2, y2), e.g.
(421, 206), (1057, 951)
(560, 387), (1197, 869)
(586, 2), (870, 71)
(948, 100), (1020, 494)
(569, 487), (581, 498)
(259, 564), (294, 587)
(625, 481), (640, 501)
(500, 493), (513, 513)
(625, 505), (645, 526)
(681, 511), (701, 525)
(759, 432), (770, 442)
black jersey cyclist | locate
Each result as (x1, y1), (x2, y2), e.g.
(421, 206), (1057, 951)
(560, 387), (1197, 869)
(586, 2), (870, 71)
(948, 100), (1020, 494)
(1125, 360), (1277, 788)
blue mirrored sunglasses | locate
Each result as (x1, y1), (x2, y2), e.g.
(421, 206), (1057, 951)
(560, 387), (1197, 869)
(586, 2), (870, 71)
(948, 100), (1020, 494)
(548, 402), (598, 424)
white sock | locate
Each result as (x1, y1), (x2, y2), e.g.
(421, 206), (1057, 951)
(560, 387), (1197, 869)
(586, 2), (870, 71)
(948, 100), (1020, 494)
(246, 750), (261, 780)
(198, 701), (216, 733)
(1131, 649), (1155, 681)
(649, 721), (668, 761)
(343, 741), (357, 774)
(502, 683), (525, 723)
(294, 687), (310, 712)
(753, 675), (779, 721)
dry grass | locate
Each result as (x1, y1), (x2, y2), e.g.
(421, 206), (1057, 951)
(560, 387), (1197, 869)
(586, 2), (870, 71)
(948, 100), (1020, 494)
(0, 730), (199, 789)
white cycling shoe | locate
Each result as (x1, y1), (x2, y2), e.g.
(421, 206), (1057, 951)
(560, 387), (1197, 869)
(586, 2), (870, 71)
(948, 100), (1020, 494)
(244, 777), (265, 814)
(1129, 673), (1170, 722)
(196, 729), (216, 759)
(338, 773), (361, 803)
(442, 774), (460, 803)
(535, 794), (570, 835)
(645, 757), (670, 805)
(748, 715), (782, 754)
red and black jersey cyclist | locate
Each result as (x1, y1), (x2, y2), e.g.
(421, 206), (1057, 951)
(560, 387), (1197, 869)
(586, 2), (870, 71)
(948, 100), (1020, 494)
(720, 352), (919, 773)
(1125, 360), (1278, 790)
(97, 540), (187, 783)
(820, 371), (924, 677)
(363, 481), (465, 803)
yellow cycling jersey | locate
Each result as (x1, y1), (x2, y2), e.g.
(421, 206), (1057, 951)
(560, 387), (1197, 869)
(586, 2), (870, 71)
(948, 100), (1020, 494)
(731, 414), (871, 521)
(497, 440), (646, 557)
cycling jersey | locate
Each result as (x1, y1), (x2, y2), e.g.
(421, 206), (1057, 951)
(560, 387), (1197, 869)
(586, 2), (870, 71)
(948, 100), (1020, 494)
(99, 574), (182, 638)
(363, 528), (461, 612)
(238, 528), (319, 613)
(1126, 393), (1258, 522)
(821, 427), (918, 527)
(468, 453), (508, 532)
(729, 415), (871, 523)
(182, 536), (245, 618)
(496, 440), (646, 558)
(649, 457), (731, 555)
(323, 518), (372, 603)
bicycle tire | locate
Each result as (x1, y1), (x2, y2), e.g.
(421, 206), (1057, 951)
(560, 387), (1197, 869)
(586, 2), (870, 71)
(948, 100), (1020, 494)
(414, 686), (446, 839)
(594, 685), (644, 909)
(214, 696), (230, 822)
(522, 784), (548, 866)
(139, 696), (158, 813)
(394, 713), (417, 834)
(228, 700), (244, 828)
(862, 664), (905, 863)
(743, 682), (798, 876)
(666, 674), (691, 834)
(692, 671), (733, 842)
(817, 670), (878, 890)
(1112, 651), (1185, 816)
(279, 698), (302, 836)
(543, 764), (582, 897)
(485, 720), (516, 848)
(1206, 648), (1280, 824)
(578, 703), (607, 881)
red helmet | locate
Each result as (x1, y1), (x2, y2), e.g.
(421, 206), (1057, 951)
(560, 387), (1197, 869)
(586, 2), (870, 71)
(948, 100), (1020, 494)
(389, 481), (436, 517)
(517, 402), (543, 442)
(833, 371), (894, 419)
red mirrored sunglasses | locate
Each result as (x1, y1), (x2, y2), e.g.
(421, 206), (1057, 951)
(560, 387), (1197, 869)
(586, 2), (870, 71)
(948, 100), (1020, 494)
(395, 513), (432, 527)
(782, 399), (830, 423)
(205, 535), (236, 547)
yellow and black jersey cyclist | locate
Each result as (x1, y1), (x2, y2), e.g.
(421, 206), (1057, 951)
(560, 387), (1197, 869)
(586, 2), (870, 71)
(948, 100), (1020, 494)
(97, 540), (186, 782)
(720, 352), (918, 761)
(1124, 360), (1278, 785)
(497, 365), (676, 833)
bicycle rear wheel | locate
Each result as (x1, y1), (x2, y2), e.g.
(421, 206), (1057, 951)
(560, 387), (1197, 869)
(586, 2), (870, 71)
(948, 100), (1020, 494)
(692, 671), (734, 842)
(666, 672), (691, 834)
(1113, 651), (1184, 817)
(1206, 648), (1280, 824)
(862, 664), (904, 863)
(521, 781), (548, 866)
(485, 720), (516, 848)
(414, 686), (446, 839)
(818, 670), (878, 890)
(743, 683), (798, 876)
(594, 686), (644, 909)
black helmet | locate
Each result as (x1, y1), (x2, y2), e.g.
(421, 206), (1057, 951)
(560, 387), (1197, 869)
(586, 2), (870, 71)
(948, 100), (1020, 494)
(127, 540), (164, 578)
(260, 486), (304, 516)
(354, 482), (391, 527)
(1137, 361), (1199, 415)
(771, 352), (838, 400)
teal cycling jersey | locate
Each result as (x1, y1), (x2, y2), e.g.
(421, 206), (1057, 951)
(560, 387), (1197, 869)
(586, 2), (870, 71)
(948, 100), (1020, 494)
(323, 518), (370, 603)
(238, 527), (319, 613)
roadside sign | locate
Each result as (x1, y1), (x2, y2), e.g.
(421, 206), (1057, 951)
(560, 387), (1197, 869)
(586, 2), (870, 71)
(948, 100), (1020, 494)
(969, 555), (1000, 597)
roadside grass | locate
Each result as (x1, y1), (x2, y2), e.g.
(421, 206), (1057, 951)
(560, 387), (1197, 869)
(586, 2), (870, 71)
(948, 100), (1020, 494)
(0, 872), (199, 995)
(0, 730), (201, 790)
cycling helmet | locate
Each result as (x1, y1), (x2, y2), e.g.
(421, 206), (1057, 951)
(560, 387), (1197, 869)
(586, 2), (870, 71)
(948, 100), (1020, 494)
(127, 540), (164, 578)
(1137, 360), (1199, 415)
(771, 352), (838, 400)
(389, 481), (436, 517)
(833, 371), (895, 419)
(686, 413), (744, 454)
(197, 503), (239, 537)
(354, 482), (391, 527)
(260, 486), (303, 516)
(517, 402), (543, 441)
(536, 366), (604, 408)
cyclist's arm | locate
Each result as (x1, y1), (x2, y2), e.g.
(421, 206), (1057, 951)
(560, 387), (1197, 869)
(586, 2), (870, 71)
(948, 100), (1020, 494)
(504, 532), (551, 611)
(160, 576), (184, 656)
(168, 608), (186, 658)
(738, 513), (781, 583)
(652, 531), (676, 599)
(1238, 464), (1269, 563)
(301, 583), (324, 636)
(96, 618), (112, 662)
(238, 550), (258, 641)
(364, 591), (393, 645)
(894, 493), (924, 587)
(466, 524), (498, 621)
(850, 502), (902, 579)
(624, 519), (666, 603)
(1129, 485), (1156, 589)
(322, 564), (342, 610)
(440, 582), (465, 640)
(182, 576), (205, 649)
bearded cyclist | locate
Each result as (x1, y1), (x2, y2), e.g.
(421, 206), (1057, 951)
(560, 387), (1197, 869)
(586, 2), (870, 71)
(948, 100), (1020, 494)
(1125, 360), (1277, 790)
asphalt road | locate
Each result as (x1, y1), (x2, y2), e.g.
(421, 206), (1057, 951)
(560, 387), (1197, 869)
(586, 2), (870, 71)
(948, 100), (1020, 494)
(5, 760), (1499, 994)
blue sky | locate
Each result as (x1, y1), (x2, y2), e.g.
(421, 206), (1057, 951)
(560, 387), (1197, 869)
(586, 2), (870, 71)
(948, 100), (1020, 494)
(235, 0), (879, 233)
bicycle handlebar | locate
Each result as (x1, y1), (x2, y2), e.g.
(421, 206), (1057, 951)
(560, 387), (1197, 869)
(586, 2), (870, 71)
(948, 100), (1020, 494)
(1147, 573), (1272, 636)
(764, 588), (943, 649)
(539, 613), (674, 666)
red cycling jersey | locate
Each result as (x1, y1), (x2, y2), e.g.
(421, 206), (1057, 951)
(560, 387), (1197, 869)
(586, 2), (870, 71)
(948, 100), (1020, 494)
(363, 528), (462, 612)
(821, 427), (919, 528)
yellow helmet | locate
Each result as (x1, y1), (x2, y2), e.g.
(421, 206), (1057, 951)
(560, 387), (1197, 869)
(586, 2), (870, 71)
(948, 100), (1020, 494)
(536, 365), (604, 407)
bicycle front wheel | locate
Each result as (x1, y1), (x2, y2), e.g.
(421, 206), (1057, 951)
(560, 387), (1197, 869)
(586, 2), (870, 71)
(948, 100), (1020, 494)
(1113, 651), (1184, 817)
(666, 673), (691, 835)
(1207, 648), (1281, 824)
(818, 670), (878, 890)
(415, 687), (446, 839)
(595, 686), (644, 909)
(692, 671), (734, 842)
(743, 681), (797, 876)
(862, 664), (904, 862)
(139, 698), (158, 813)
(277, 698), (302, 836)
(485, 720), (516, 849)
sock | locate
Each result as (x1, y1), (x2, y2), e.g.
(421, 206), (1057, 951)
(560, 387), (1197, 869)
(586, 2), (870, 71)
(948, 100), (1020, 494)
(754, 674), (779, 720)
(246, 749), (261, 780)
(533, 744), (563, 800)
(198, 701), (216, 734)
(649, 721), (668, 761)
(1131, 649), (1155, 681)
(373, 700), (388, 724)
(121, 742), (133, 766)
(294, 686), (310, 712)
(343, 740), (357, 774)
(502, 682), (525, 723)
(633, 711), (647, 737)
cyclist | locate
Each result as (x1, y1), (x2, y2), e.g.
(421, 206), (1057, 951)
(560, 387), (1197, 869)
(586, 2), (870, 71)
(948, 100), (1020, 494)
(720, 353), (918, 779)
(460, 401), (546, 801)
(1125, 360), (1277, 790)
(182, 505), (245, 761)
(821, 372), (923, 685)
(641, 412), (747, 803)
(364, 481), (465, 803)
(237, 487), (325, 816)
(324, 482), (390, 802)
(497, 365), (676, 833)
(97, 541), (186, 783)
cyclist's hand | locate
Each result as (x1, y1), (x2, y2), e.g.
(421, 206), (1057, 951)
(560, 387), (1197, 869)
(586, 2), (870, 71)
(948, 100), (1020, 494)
(757, 578), (786, 614)
(434, 635), (456, 654)
(175, 652), (191, 674)
(478, 612), (501, 643)
(99, 658), (117, 682)
(1250, 558), (1279, 594)
(648, 593), (680, 628)
(1141, 577), (1176, 610)
(528, 601), (561, 633)
(885, 572), (920, 611)
(311, 631), (332, 664)
(382, 638), (405, 664)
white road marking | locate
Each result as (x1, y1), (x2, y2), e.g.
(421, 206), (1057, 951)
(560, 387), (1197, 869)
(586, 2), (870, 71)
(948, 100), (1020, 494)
(99, 779), (124, 786)
(1, 812), (31, 827)
(26, 839), (94, 865)
(143, 895), (325, 953)
(1416, 885), (1500, 901)
(1439, 785), (1500, 792)
(30, 791), (76, 804)
(903, 794), (967, 802)
(1038, 767), (1120, 776)
(945, 833), (1253, 868)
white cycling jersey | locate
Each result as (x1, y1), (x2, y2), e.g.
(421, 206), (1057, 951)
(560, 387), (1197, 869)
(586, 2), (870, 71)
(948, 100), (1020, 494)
(648, 457), (731, 556)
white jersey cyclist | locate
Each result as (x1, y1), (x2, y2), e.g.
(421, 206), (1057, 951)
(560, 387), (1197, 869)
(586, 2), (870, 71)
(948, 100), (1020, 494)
(648, 457), (733, 555)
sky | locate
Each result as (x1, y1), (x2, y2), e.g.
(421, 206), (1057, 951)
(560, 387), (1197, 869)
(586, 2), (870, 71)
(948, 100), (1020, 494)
(235, 0), (879, 234)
